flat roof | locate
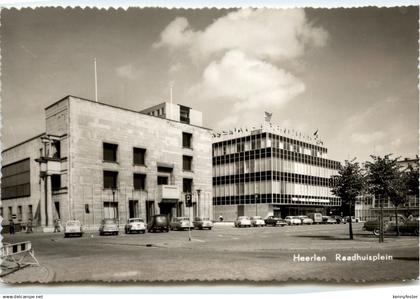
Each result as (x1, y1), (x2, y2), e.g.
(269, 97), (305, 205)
(46, 95), (211, 131)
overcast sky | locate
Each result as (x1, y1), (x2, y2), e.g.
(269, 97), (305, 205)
(1, 7), (418, 162)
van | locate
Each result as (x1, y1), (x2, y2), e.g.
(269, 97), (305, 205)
(308, 213), (323, 224)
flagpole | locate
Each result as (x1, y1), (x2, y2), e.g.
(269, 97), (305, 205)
(94, 58), (98, 102)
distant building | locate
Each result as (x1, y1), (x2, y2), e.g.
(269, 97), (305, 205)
(1, 96), (212, 231)
(212, 125), (341, 220)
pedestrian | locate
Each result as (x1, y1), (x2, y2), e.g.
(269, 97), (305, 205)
(26, 218), (33, 233)
(9, 219), (15, 235)
(54, 218), (61, 233)
(219, 214), (224, 222)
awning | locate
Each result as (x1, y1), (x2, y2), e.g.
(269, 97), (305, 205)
(157, 162), (174, 169)
(160, 198), (178, 204)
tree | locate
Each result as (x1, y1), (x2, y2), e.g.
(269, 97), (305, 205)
(331, 159), (365, 240)
(389, 171), (408, 236)
(365, 154), (400, 242)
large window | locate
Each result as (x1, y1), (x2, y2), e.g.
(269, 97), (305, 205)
(103, 143), (118, 162)
(103, 171), (118, 189)
(183, 178), (193, 193)
(183, 156), (193, 171)
(133, 173), (146, 190)
(182, 132), (192, 148)
(133, 147), (146, 165)
(51, 174), (61, 191)
(180, 105), (190, 124)
(157, 176), (169, 185)
(1, 158), (31, 200)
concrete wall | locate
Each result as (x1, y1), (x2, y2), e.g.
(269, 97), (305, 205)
(1, 136), (43, 226)
(68, 97), (212, 226)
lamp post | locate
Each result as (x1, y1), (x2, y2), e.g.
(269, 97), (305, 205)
(197, 189), (201, 218)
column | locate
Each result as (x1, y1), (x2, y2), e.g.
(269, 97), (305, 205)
(46, 175), (53, 226)
(40, 177), (46, 227)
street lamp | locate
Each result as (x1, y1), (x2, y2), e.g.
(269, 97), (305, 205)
(197, 189), (201, 218)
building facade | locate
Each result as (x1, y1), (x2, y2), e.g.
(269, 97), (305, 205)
(212, 126), (341, 220)
(1, 96), (212, 231)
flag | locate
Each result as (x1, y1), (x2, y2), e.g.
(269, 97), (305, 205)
(313, 129), (319, 138)
(264, 111), (272, 122)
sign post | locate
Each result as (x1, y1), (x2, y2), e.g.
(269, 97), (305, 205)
(186, 193), (192, 242)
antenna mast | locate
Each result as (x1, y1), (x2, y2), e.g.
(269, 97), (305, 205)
(94, 58), (98, 102)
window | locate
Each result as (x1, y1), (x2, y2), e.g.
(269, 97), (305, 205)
(157, 176), (168, 185)
(180, 105), (190, 124)
(8, 207), (12, 219)
(182, 132), (192, 148)
(133, 147), (146, 165)
(28, 205), (33, 219)
(133, 173), (146, 190)
(183, 178), (193, 193)
(1, 158), (31, 200)
(103, 171), (118, 189)
(0, 208), (2, 217)
(103, 143), (118, 162)
(51, 175), (61, 191)
(17, 206), (22, 221)
(183, 156), (193, 171)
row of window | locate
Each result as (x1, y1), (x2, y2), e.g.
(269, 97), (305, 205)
(1, 158), (31, 200)
(213, 133), (327, 158)
(213, 181), (334, 198)
(212, 194), (341, 206)
(0, 204), (33, 221)
(103, 132), (193, 164)
(213, 158), (338, 178)
(103, 171), (194, 193)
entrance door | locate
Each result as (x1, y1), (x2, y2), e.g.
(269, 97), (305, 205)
(159, 202), (176, 221)
(129, 200), (139, 218)
(237, 205), (245, 217)
(54, 202), (61, 219)
(103, 202), (118, 219)
(146, 201), (155, 223)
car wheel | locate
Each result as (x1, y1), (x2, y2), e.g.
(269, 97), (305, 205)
(115, 232), (119, 235)
(64, 233), (68, 238)
(209, 227), (212, 230)
(414, 228), (419, 236)
(373, 228), (380, 236)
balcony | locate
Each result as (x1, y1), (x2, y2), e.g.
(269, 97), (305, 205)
(158, 185), (180, 201)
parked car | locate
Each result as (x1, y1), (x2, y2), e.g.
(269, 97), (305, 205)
(264, 216), (287, 227)
(170, 217), (194, 231)
(322, 216), (337, 224)
(124, 218), (146, 234)
(250, 216), (265, 227)
(307, 213), (323, 224)
(193, 217), (213, 230)
(147, 214), (170, 233)
(99, 218), (119, 236)
(332, 215), (343, 224)
(297, 215), (313, 225)
(285, 216), (302, 225)
(64, 220), (83, 238)
(234, 216), (252, 228)
(342, 216), (360, 224)
(363, 215), (419, 236)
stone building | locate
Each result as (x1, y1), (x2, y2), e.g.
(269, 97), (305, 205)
(212, 125), (341, 220)
(1, 95), (212, 231)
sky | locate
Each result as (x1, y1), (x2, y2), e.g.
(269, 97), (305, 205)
(1, 6), (418, 163)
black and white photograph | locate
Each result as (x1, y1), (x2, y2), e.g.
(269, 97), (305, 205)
(0, 4), (418, 287)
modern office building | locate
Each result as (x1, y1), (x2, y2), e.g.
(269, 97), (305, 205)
(212, 125), (341, 220)
(1, 95), (212, 231)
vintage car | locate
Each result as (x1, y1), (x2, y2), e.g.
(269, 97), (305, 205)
(64, 220), (83, 238)
(250, 216), (265, 227)
(234, 216), (252, 228)
(147, 214), (170, 233)
(170, 217), (194, 231)
(285, 216), (302, 225)
(193, 217), (213, 230)
(124, 218), (146, 234)
(363, 215), (419, 236)
(322, 216), (337, 224)
(307, 213), (323, 224)
(297, 215), (314, 225)
(264, 216), (287, 227)
(342, 216), (360, 224)
(99, 218), (119, 236)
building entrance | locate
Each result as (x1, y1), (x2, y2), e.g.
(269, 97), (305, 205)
(129, 200), (139, 218)
(103, 202), (118, 219)
(146, 200), (155, 223)
(159, 201), (177, 221)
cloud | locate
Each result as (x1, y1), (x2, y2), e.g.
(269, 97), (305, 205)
(155, 8), (327, 62)
(350, 131), (385, 144)
(116, 64), (142, 80)
(190, 50), (305, 110)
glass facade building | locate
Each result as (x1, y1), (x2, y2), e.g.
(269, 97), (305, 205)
(212, 127), (341, 220)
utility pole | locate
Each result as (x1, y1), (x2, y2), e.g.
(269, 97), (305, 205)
(94, 58), (98, 102)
